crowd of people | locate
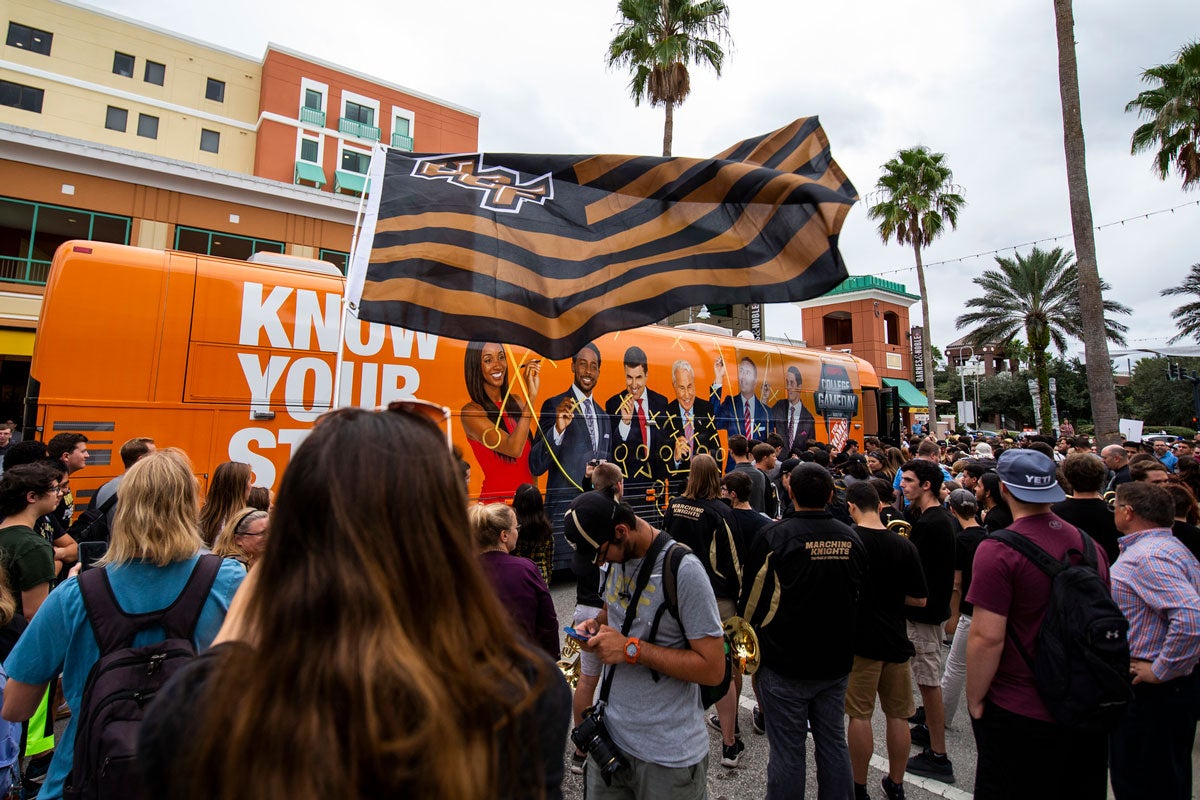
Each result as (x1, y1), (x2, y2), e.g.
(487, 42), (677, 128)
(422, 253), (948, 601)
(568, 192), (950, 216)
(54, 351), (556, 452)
(0, 407), (1195, 799)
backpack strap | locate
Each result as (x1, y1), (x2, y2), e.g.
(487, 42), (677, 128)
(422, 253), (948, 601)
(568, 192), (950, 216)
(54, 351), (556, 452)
(78, 554), (223, 655)
(596, 533), (670, 706)
(647, 542), (692, 683)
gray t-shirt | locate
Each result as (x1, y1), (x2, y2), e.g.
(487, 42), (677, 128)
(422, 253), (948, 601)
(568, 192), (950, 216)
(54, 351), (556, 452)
(93, 476), (122, 527)
(600, 539), (723, 768)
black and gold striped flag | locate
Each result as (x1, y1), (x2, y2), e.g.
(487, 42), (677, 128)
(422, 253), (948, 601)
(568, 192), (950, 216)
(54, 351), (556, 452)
(347, 117), (857, 359)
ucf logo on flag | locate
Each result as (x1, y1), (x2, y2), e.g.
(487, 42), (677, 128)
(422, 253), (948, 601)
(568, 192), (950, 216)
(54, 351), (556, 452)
(347, 118), (858, 359)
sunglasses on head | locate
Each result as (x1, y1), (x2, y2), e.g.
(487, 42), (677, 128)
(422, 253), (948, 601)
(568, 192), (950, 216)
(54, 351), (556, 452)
(386, 398), (453, 448)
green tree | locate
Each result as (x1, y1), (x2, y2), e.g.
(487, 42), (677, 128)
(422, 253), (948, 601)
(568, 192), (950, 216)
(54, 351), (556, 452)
(867, 146), (965, 425)
(1128, 357), (1200, 427)
(955, 246), (1130, 435)
(1054, 0), (1121, 446)
(1125, 40), (1200, 191)
(606, 0), (731, 157)
(1161, 262), (1200, 343)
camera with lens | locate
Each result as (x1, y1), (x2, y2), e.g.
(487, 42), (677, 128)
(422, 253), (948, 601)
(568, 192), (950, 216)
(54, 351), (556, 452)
(570, 704), (628, 784)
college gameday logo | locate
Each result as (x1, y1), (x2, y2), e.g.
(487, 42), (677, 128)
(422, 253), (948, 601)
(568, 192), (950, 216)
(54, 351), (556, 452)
(412, 154), (554, 213)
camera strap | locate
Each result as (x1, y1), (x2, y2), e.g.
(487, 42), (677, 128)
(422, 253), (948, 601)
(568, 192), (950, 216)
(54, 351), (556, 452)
(596, 531), (670, 707)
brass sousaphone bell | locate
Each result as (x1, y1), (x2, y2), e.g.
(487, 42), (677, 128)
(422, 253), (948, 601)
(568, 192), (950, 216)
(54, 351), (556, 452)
(558, 636), (582, 690)
(722, 616), (761, 675)
(887, 518), (912, 537)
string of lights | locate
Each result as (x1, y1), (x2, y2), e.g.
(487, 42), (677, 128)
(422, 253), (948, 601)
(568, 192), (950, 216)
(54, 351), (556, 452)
(859, 199), (1200, 278)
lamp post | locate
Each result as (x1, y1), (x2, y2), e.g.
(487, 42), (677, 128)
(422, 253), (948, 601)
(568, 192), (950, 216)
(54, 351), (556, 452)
(959, 346), (974, 406)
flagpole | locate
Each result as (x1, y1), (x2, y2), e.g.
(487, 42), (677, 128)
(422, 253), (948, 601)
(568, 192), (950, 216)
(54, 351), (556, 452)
(334, 144), (386, 410)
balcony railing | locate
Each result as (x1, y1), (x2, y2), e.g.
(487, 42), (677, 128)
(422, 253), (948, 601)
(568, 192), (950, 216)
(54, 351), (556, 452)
(391, 133), (414, 151)
(338, 118), (380, 141)
(299, 106), (326, 127)
(0, 256), (51, 285)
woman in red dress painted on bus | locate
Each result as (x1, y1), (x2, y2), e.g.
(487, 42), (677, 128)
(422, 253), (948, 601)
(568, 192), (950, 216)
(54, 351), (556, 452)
(461, 342), (541, 502)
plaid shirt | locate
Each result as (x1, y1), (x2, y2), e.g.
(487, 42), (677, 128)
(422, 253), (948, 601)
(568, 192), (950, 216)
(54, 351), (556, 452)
(1112, 528), (1200, 681)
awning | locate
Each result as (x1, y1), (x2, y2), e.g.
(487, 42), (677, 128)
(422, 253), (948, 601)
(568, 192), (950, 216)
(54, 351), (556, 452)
(294, 161), (326, 187)
(882, 377), (929, 409)
(0, 330), (34, 357)
(334, 170), (368, 195)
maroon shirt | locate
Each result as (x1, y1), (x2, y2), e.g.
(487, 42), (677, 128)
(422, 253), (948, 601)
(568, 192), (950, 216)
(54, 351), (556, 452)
(966, 512), (1111, 722)
(479, 550), (561, 658)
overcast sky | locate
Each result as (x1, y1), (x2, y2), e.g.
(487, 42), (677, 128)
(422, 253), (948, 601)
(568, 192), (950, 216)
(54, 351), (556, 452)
(97, 0), (1200, 360)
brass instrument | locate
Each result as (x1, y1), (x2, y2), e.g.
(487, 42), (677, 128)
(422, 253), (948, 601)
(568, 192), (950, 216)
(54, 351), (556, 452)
(1103, 490), (1116, 512)
(558, 636), (581, 690)
(722, 616), (761, 675)
(887, 518), (912, 537)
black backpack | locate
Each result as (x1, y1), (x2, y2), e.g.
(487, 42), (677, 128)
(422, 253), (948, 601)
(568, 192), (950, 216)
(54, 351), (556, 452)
(64, 554), (221, 800)
(67, 493), (118, 545)
(648, 542), (734, 708)
(990, 529), (1132, 730)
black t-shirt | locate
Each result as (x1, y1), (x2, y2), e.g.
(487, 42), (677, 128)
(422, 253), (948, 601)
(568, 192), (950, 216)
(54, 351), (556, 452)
(1172, 521), (1200, 564)
(982, 503), (1013, 533)
(739, 511), (866, 680)
(1051, 498), (1121, 565)
(904, 505), (957, 625)
(731, 507), (772, 553)
(852, 524), (927, 662)
(954, 525), (987, 617)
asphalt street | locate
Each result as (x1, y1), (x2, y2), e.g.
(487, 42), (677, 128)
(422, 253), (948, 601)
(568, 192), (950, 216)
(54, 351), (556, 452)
(550, 577), (975, 800)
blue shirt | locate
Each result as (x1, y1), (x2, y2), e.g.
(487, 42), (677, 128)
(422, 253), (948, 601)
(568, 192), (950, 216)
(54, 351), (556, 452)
(1158, 452), (1179, 472)
(4, 556), (245, 799)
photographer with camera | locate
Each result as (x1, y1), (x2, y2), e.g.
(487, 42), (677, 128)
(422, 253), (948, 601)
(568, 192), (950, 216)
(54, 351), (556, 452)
(564, 490), (726, 799)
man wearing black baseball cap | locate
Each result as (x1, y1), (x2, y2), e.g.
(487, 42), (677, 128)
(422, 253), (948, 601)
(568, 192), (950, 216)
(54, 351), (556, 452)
(965, 449), (1110, 799)
(564, 491), (725, 798)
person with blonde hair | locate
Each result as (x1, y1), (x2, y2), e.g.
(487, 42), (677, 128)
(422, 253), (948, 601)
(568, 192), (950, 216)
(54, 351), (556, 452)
(0, 448), (245, 800)
(137, 405), (570, 799)
(210, 508), (269, 570)
(470, 502), (559, 658)
(197, 461), (252, 547)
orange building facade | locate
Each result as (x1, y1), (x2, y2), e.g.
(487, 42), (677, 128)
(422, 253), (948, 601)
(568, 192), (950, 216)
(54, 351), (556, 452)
(254, 46), (479, 195)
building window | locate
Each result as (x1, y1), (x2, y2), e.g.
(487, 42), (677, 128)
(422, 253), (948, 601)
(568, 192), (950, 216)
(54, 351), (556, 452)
(341, 149), (370, 174)
(823, 312), (853, 346)
(0, 80), (43, 113)
(343, 101), (374, 127)
(144, 60), (165, 86)
(319, 249), (349, 274)
(299, 138), (319, 163)
(883, 311), (900, 345)
(304, 88), (322, 110)
(174, 226), (284, 261)
(200, 129), (220, 153)
(104, 106), (127, 132)
(0, 197), (129, 285)
(6, 22), (52, 55)
(137, 113), (159, 139)
(205, 78), (225, 102)
(112, 51), (134, 77)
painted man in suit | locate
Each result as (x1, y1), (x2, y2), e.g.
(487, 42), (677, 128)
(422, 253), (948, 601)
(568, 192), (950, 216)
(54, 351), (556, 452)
(712, 355), (771, 447)
(530, 342), (612, 526)
(605, 346), (671, 508)
(772, 365), (817, 458)
(662, 359), (722, 493)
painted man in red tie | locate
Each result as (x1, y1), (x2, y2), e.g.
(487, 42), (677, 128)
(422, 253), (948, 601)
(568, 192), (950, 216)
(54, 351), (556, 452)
(605, 346), (671, 500)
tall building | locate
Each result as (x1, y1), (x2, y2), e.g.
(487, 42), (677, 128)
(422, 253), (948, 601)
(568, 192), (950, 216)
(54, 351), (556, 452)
(0, 0), (479, 419)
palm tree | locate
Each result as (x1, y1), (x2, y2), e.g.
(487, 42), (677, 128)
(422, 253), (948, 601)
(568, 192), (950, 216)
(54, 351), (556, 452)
(1162, 263), (1200, 343)
(867, 146), (965, 425)
(606, 0), (731, 157)
(1054, 0), (1120, 445)
(956, 247), (1131, 435)
(1126, 39), (1200, 191)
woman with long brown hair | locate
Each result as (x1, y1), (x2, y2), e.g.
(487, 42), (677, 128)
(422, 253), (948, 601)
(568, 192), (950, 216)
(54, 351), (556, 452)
(511, 482), (554, 585)
(138, 405), (570, 800)
(197, 462), (252, 546)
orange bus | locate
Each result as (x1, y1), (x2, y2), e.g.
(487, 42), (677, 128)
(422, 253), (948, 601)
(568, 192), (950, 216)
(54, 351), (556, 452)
(28, 242), (895, 566)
